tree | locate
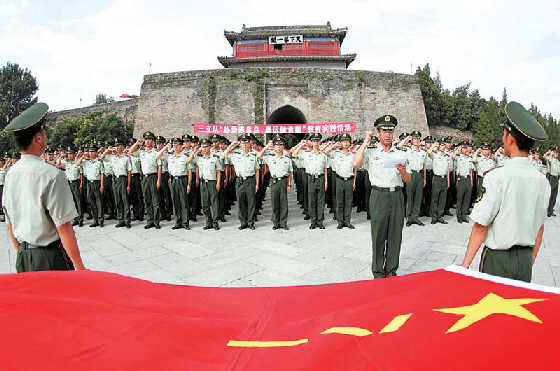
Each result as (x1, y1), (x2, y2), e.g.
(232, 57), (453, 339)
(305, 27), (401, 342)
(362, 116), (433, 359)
(0, 62), (39, 129)
(452, 83), (472, 130)
(473, 98), (505, 148)
(95, 93), (115, 105)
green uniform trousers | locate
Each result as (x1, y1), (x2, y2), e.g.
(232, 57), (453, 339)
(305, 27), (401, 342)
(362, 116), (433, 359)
(114, 175), (131, 224)
(103, 174), (115, 217)
(158, 172), (172, 219)
(370, 187), (405, 278)
(141, 173), (160, 224)
(335, 176), (353, 225)
(455, 175), (472, 220)
(170, 175), (190, 227)
(130, 173), (144, 220)
(16, 240), (74, 272)
(235, 176), (256, 226)
(430, 175), (447, 220)
(547, 175), (558, 215)
(87, 180), (104, 223)
(301, 170), (309, 217)
(406, 171), (423, 221)
(296, 168), (304, 205)
(479, 245), (533, 282)
(422, 170), (433, 217)
(270, 177), (289, 227)
(68, 180), (83, 223)
(308, 174), (325, 224)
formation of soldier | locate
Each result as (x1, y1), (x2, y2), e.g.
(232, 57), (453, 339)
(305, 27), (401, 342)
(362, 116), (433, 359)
(0, 130), (558, 229)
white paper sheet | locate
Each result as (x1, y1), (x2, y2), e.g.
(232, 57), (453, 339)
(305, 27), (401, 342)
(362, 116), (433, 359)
(382, 158), (406, 168)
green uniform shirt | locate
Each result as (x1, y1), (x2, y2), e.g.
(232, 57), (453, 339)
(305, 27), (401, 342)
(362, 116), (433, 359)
(136, 148), (159, 175)
(229, 151), (258, 177)
(405, 147), (426, 172)
(546, 157), (560, 176)
(195, 154), (223, 181)
(301, 150), (327, 176)
(130, 155), (142, 174)
(333, 151), (354, 178)
(168, 152), (190, 177)
(470, 157), (550, 250)
(431, 152), (449, 177)
(474, 155), (496, 176)
(111, 155), (132, 177)
(2, 154), (77, 245)
(454, 154), (473, 177)
(61, 159), (82, 181)
(158, 152), (169, 173)
(0, 168), (6, 185)
(363, 146), (405, 187)
(102, 155), (114, 176)
(82, 159), (104, 181)
(264, 153), (293, 178)
(496, 154), (509, 167)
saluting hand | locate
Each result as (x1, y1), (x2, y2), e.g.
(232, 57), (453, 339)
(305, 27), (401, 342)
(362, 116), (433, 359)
(396, 163), (407, 176)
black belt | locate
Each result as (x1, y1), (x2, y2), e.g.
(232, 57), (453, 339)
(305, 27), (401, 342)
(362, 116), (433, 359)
(409, 169), (423, 173)
(144, 173), (157, 178)
(201, 178), (216, 183)
(171, 175), (188, 180)
(485, 245), (532, 252)
(131, 173), (140, 176)
(271, 176), (287, 183)
(237, 175), (255, 182)
(19, 239), (61, 250)
(433, 175), (446, 178)
(87, 179), (100, 183)
(69, 179), (80, 183)
(116, 175), (128, 179)
(456, 175), (470, 180)
(307, 174), (324, 180)
(336, 174), (354, 181)
(371, 185), (402, 192)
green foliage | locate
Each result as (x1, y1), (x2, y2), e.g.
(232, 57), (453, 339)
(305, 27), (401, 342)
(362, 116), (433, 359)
(473, 98), (505, 148)
(0, 62), (38, 129)
(47, 112), (133, 150)
(229, 71), (237, 79)
(357, 73), (364, 88)
(257, 70), (269, 79)
(95, 93), (115, 105)
(243, 73), (256, 82)
(0, 131), (16, 155)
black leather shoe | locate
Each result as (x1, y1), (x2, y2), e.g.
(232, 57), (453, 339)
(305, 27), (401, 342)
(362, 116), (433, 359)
(183, 224), (191, 230)
(281, 225), (290, 230)
(203, 225), (213, 230)
(444, 211), (453, 216)
(248, 224), (256, 230)
(99, 221), (104, 228)
(71, 220), (79, 226)
(438, 218), (448, 224)
(238, 224), (248, 230)
(457, 218), (463, 224)
(303, 215), (310, 220)
(115, 222), (125, 228)
(346, 223), (355, 229)
(416, 220), (425, 226)
(144, 223), (155, 229)
(79, 221), (83, 227)
(219, 217), (226, 222)
(462, 217), (470, 223)
(318, 223), (325, 229)
(171, 225), (182, 230)
(309, 223), (316, 230)
(89, 222), (99, 228)
(406, 221), (412, 227)
(431, 219), (437, 224)
(154, 223), (161, 229)
(126, 223), (131, 229)
(273, 225), (280, 230)
(214, 223), (220, 230)
(337, 223), (344, 229)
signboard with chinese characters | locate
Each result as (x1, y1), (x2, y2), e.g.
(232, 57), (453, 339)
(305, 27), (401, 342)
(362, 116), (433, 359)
(268, 35), (303, 44)
(194, 122), (356, 135)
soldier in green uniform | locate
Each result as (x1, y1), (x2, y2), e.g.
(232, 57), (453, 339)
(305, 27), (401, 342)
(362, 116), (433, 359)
(0, 155), (7, 222)
(100, 143), (116, 220)
(325, 133), (356, 229)
(461, 101), (550, 282)
(225, 134), (260, 230)
(472, 142), (496, 196)
(159, 137), (192, 230)
(156, 136), (172, 221)
(427, 141), (450, 224)
(129, 132), (161, 229)
(60, 147), (84, 226)
(189, 139), (222, 230)
(291, 133), (328, 229)
(103, 140), (132, 228)
(544, 147), (559, 216)
(399, 131), (426, 226)
(127, 138), (144, 222)
(77, 144), (105, 227)
(353, 115), (411, 278)
(257, 135), (293, 230)
(2, 102), (86, 272)
(452, 142), (474, 223)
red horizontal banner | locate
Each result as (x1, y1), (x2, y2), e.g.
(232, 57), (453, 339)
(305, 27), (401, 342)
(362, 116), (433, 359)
(194, 122), (356, 135)
(0, 267), (558, 370)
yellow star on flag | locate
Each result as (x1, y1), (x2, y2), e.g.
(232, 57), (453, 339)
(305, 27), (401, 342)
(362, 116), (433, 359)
(434, 292), (548, 334)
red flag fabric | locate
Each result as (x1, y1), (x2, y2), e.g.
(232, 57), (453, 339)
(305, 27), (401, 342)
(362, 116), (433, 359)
(0, 266), (557, 370)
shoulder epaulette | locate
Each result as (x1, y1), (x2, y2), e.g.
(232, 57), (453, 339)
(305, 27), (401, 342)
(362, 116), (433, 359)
(483, 165), (503, 176)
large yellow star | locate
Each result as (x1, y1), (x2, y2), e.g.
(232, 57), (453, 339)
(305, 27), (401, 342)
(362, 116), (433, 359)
(434, 293), (548, 334)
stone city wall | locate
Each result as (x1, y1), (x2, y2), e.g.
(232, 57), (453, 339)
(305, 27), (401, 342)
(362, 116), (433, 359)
(46, 99), (138, 125)
(429, 126), (474, 142)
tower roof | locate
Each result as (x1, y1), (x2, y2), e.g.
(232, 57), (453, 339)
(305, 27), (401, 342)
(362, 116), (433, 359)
(224, 23), (348, 46)
(217, 54), (357, 68)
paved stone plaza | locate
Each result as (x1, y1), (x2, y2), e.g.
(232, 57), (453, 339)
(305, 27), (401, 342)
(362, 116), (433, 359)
(1, 191), (559, 287)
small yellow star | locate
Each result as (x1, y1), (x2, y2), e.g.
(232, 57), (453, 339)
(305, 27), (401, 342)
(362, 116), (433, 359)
(434, 293), (548, 334)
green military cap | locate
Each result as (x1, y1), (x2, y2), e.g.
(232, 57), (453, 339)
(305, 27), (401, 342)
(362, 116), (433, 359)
(238, 133), (250, 143)
(200, 138), (211, 147)
(126, 138), (135, 146)
(155, 135), (166, 143)
(182, 134), (192, 142)
(210, 134), (220, 143)
(310, 133), (322, 141)
(191, 135), (199, 143)
(4, 102), (49, 132)
(67, 146), (76, 154)
(303, 133), (311, 140)
(339, 133), (352, 142)
(398, 132), (408, 140)
(374, 115), (398, 130)
(444, 136), (453, 143)
(502, 101), (548, 141)
(480, 142), (491, 150)
(410, 130), (422, 138)
(88, 144), (98, 152)
(13, 152), (21, 159)
(113, 138), (124, 146)
(172, 137), (183, 145)
(142, 131), (156, 140)
(355, 138), (364, 145)
(219, 136), (229, 144)
(272, 134), (284, 145)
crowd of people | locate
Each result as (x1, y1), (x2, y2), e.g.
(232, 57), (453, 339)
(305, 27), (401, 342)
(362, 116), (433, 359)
(1, 128), (557, 231)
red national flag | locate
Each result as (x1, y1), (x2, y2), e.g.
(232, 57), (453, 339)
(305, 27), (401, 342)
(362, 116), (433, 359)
(0, 266), (557, 370)
(119, 94), (130, 98)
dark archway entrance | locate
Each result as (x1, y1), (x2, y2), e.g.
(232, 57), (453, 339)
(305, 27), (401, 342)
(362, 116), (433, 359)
(267, 105), (307, 146)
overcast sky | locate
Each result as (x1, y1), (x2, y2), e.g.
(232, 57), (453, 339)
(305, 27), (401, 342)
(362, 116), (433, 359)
(2, 0), (559, 119)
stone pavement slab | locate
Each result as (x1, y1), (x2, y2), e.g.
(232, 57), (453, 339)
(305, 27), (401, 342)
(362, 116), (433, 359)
(1, 190), (559, 288)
